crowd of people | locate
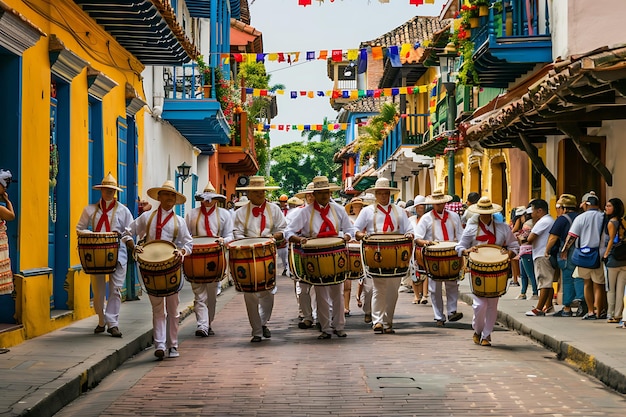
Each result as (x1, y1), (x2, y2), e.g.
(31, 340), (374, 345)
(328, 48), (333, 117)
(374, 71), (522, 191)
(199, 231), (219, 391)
(1, 167), (612, 360)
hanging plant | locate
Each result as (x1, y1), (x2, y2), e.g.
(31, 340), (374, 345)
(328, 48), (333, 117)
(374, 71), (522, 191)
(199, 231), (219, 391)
(354, 103), (399, 164)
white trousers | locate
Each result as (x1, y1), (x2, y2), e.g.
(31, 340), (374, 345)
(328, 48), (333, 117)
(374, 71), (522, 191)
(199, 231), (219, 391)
(191, 281), (218, 332)
(359, 277), (373, 315)
(372, 276), (402, 328)
(149, 293), (179, 351)
(91, 260), (127, 328)
(244, 290), (274, 337)
(472, 295), (499, 340)
(296, 281), (316, 321)
(277, 246), (288, 273)
(316, 283), (344, 333)
(429, 279), (459, 321)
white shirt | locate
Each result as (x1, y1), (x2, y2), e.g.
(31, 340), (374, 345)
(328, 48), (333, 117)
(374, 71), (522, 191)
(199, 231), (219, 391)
(285, 201), (355, 240)
(77, 200), (134, 264)
(233, 199), (287, 238)
(353, 203), (413, 235)
(455, 217), (520, 256)
(185, 206), (234, 243)
(415, 209), (463, 242)
(126, 206), (193, 254)
(530, 214), (554, 261)
(568, 209), (604, 248)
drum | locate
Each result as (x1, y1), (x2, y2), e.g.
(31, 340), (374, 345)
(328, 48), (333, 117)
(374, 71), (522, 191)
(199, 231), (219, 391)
(136, 240), (183, 297)
(423, 241), (462, 281)
(288, 243), (303, 281)
(468, 244), (510, 298)
(413, 247), (427, 283)
(227, 238), (276, 293)
(183, 237), (226, 283)
(362, 234), (413, 278)
(77, 232), (120, 274)
(294, 237), (348, 285)
(347, 242), (363, 280)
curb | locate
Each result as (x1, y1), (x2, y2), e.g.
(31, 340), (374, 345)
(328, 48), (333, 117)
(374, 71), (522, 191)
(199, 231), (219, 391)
(17, 304), (195, 417)
(459, 292), (626, 394)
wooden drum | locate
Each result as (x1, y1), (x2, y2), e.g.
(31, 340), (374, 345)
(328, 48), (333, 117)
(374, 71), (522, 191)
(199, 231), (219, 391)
(423, 241), (462, 281)
(347, 242), (363, 280)
(294, 237), (347, 286)
(362, 234), (413, 278)
(137, 240), (183, 297)
(78, 232), (120, 274)
(183, 237), (226, 283)
(227, 238), (276, 293)
(468, 244), (510, 298)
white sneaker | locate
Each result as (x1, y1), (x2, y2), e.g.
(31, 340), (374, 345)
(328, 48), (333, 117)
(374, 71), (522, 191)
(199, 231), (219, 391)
(168, 347), (179, 358)
(515, 294), (527, 300)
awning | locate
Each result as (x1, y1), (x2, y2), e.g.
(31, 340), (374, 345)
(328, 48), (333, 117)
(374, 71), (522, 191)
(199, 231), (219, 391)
(230, 19), (263, 52)
(74, 0), (199, 65)
(411, 135), (448, 157)
(186, 0), (241, 20)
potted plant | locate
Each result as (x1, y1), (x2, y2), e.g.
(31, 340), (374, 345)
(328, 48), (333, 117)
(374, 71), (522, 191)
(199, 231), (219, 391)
(472, 0), (490, 17)
(196, 55), (212, 97)
(461, 3), (480, 28)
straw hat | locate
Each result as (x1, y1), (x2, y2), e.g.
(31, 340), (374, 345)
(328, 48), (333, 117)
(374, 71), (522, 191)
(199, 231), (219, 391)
(413, 195), (426, 205)
(557, 194), (577, 209)
(287, 196), (303, 206)
(147, 180), (186, 205)
(235, 196), (249, 207)
(235, 175), (279, 191)
(365, 177), (400, 194)
(424, 189), (453, 205)
(311, 176), (341, 192)
(93, 172), (123, 192)
(467, 196), (502, 215)
(294, 182), (315, 199)
(345, 197), (365, 215)
(195, 181), (226, 202)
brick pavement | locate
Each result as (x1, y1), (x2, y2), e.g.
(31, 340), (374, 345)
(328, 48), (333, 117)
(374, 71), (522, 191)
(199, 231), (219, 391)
(84, 277), (626, 417)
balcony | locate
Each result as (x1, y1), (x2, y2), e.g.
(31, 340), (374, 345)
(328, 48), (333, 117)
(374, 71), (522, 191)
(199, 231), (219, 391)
(161, 64), (231, 151)
(469, 0), (552, 88)
(377, 113), (431, 163)
(219, 110), (260, 175)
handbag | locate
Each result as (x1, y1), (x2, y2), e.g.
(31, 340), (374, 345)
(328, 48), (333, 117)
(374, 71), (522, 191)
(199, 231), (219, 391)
(612, 221), (626, 261)
(572, 246), (600, 269)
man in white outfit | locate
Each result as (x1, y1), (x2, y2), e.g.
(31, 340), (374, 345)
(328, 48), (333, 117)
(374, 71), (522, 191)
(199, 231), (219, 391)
(354, 178), (414, 333)
(76, 173), (134, 338)
(233, 176), (287, 343)
(415, 190), (464, 326)
(184, 181), (233, 337)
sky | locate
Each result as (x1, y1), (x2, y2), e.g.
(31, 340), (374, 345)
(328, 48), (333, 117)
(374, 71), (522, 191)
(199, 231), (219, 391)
(248, 0), (447, 148)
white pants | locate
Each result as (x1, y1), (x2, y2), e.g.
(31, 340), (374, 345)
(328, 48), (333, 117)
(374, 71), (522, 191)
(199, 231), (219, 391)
(244, 290), (274, 337)
(472, 295), (498, 340)
(316, 283), (344, 333)
(360, 277), (373, 315)
(429, 279), (459, 321)
(296, 281), (316, 322)
(372, 276), (402, 328)
(191, 281), (218, 332)
(277, 246), (288, 273)
(91, 261), (127, 328)
(149, 293), (179, 351)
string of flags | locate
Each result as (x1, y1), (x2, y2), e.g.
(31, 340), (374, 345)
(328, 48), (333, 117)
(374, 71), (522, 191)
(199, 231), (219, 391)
(254, 114), (419, 132)
(298, 0), (436, 6)
(245, 84), (430, 98)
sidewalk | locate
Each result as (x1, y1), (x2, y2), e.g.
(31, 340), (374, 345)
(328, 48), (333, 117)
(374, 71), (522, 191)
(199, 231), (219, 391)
(1, 275), (625, 417)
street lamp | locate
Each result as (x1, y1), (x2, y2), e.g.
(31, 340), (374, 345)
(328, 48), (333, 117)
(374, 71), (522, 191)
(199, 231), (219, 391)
(177, 162), (191, 215)
(389, 157), (398, 203)
(438, 41), (460, 196)
(401, 176), (410, 201)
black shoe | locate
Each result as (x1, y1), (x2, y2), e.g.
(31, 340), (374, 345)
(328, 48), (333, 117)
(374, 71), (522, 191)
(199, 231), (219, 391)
(298, 320), (313, 329)
(107, 326), (122, 338)
(436, 319), (445, 327)
(250, 336), (262, 343)
(208, 328), (215, 336)
(195, 329), (209, 337)
(282, 269), (287, 276)
(155, 349), (165, 360)
(94, 325), (106, 334)
(575, 306), (588, 317)
(333, 330), (347, 337)
(553, 309), (572, 317)
(262, 326), (271, 338)
(448, 312), (463, 322)
(317, 332), (331, 339)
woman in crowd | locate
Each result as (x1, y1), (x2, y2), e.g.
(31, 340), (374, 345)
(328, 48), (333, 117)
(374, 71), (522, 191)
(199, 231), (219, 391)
(602, 198), (626, 323)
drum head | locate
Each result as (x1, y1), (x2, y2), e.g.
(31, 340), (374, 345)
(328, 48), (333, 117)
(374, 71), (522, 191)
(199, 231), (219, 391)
(347, 242), (360, 251)
(227, 237), (271, 249)
(302, 237), (344, 248)
(138, 240), (177, 263)
(469, 245), (508, 263)
(428, 241), (458, 250)
(364, 233), (404, 242)
(193, 237), (220, 246)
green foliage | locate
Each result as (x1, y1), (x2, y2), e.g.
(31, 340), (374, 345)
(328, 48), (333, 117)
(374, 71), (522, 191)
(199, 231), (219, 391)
(255, 133), (270, 175)
(458, 40), (479, 86)
(354, 103), (399, 163)
(196, 55), (211, 85)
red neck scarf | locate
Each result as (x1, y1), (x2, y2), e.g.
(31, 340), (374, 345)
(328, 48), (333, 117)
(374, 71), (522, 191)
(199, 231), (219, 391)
(252, 201), (267, 233)
(476, 220), (496, 244)
(314, 202), (337, 238)
(432, 209), (449, 241)
(95, 199), (115, 232)
(201, 205), (216, 237)
(156, 208), (174, 240)
(282, 207), (289, 216)
(377, 204), (394, 232)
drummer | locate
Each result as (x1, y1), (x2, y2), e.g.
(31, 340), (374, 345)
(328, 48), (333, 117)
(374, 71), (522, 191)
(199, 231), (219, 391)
(76, 173), (134, 338)
(415, 190), (464, 327)
(285, 176), (355, 339)
(455, 196), (519, 346)
(127, 180), (193, 359)
(184, 181), (233, 338)
(344, 197), (366, 318)
(233, 176), (286, 343)
(354, 178), (414, 334)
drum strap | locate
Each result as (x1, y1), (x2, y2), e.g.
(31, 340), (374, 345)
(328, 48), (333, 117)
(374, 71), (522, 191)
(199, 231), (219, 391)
(91, 200), (119, 232)
(146, 208), (179, 241)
